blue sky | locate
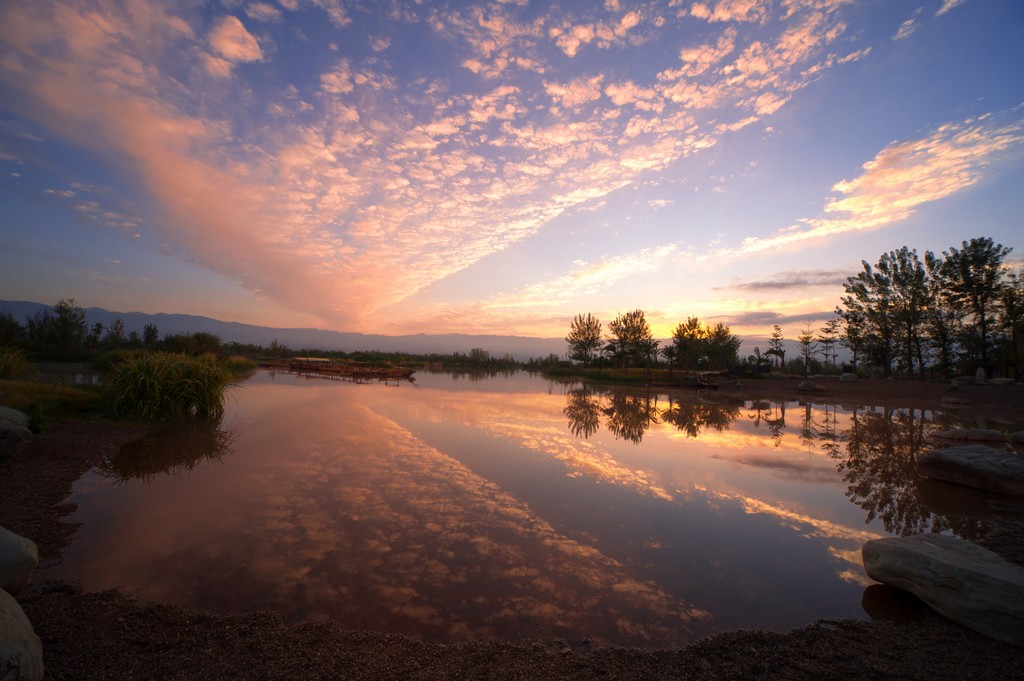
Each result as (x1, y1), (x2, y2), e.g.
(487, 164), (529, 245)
(1, 0), (1022, 341)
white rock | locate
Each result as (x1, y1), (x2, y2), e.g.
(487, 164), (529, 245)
(0, 407), (29, 430)
(838, 372), (857, 383)
(862, 534), (1024, 645)
(990, 377), (1015, 385)
(0, 589), (43, 681)
(919, 445), (1024, 496)
(0, 528), (38, 597)
(974, 367), (989, 385)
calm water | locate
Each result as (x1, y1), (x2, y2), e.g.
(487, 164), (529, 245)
(45, 370), (1023, 647)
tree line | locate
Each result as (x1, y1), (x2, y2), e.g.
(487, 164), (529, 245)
(565, 309), (742, 371)
(563, 236), (1022, 380)
(836, 236), (1022, 379)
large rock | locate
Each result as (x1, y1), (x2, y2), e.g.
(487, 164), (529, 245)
(862, 534), (1024, 645)
(0, 528), (38, 597)
(930, 428), (1006, 443)
(0, 589), (43, 681)
(838, 372), (857, 383)
(0, 407), (29, 430)
(974, 367), (989, 385)
(919, 445), (1024, 496)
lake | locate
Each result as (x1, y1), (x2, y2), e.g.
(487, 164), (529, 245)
(43, 369), (1021, 648)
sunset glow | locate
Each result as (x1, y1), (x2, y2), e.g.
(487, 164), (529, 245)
(2, 0), (1022, 341)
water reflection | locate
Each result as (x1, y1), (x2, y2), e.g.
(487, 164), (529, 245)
(564, 387), (740, 443)
(97, 417), (237, 484)
(48, 371), (1023, 648)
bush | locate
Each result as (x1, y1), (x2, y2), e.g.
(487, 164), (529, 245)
(102, 352), (235, 421)
(0, 347), (34, 380)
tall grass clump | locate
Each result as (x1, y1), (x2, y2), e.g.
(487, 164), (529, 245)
(0, 347), (34, 380)
(102, 352), (235, 421)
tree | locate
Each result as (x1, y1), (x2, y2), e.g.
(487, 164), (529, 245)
(836, 307), (865, 369)
(817, 318), (840, 373)
(671, 317), (706, 371)
(937, 237), (1012, 374)
(0, 312), (21, 346)
(606, 309), (657, 369)
(999, 267), (1024, 381)
(49, 299), (87, 359)
(565, 313), (603, 365)
(797, 323), (817, 376)
(879, 247), (929, 377)
(705, 322), (741, 370)
(924, 251), (960, 378)
(767, 324), (786, 371)
(841, 260), (896, 376)
(143, 323), (160, 346)
(104, 319), (126, 348)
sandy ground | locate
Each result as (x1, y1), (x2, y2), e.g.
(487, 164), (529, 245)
(3, 377), (1024, 680)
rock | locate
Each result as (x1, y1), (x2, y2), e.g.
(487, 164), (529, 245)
(0, 527), (38, 597)
(941, 396), (971, 406)
(839, 372), (857, 383)
(0, 407), (29, 430)
(919, 445), (1024, 496)
(975, 367), (989, 385)
(952, 376), (974, 386)
(0, 407), (32, 458)
(862, 534), (1024, 645)
(797, 381), (826, 393)
(0, 589), (43, 681)
(990, 377), (1016, 386)
(1012, 432), (1024, 444)
(930, 428), (1006, 442)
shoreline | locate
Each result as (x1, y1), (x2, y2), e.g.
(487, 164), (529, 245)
(4, 379), (1023, 679)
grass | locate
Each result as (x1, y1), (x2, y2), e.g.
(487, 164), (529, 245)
(0, 347), (35, 380)
(0, 380), (102, 415)
(101, 352), (236, 421)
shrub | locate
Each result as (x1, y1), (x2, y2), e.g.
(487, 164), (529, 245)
(102, 352), (235, 421)
(0, 347), (34, 380)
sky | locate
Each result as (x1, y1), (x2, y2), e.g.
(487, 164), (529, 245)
(1, 0), (1023, 343)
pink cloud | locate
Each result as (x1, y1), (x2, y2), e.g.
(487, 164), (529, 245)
(208, 16), (262, 63)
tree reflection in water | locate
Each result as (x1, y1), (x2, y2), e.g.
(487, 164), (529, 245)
(563, 385), (1005, 542)
(660, 395), (741, 438)
(831, 407), (991, 539)
(563, 387), (601, 439)
(564, 388), (739, 443)
(97, 416), (237, 484)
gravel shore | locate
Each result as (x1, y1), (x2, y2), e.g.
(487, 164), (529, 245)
(3, 377), (1023, 679)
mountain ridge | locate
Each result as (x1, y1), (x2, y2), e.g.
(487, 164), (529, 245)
(0, 300), (566, 360)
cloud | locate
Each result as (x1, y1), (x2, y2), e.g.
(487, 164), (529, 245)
(737, 111), (1024, 254)
(245, 3), (282, 23)
(208, 15), (262, 63)
(935, 0), (966, 17)
(689, 0), (770, 23)
(892, 8), (923, 41)
(722, 270), (850, 291)
(544, 75), (604, 108)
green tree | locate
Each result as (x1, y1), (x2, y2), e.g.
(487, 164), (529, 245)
(565, 313), (603, 365)
(104, 319), (126, 349)
(796, 323), (817, 376)
(143, 323), (160, 346)
(671, 317), (705, 371)
(841, 260), (896, 375)
(924, 251), (960, 378)
(937, 237), (1012, 374)
(50, 298), (87, 359)
(0, 311), (21, 346)
(705, 322), (741, 370)
(767, 324), (786, 371)
(998, 267), (1024, 380)
(606, 309), (657, 369)
(817, 318), (840, 373)
(879, 247), (929, 377)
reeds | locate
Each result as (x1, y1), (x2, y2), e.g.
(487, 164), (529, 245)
(101, 352), (235, 421)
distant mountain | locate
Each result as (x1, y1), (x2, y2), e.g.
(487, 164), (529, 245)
(0, 300), (566, 360)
